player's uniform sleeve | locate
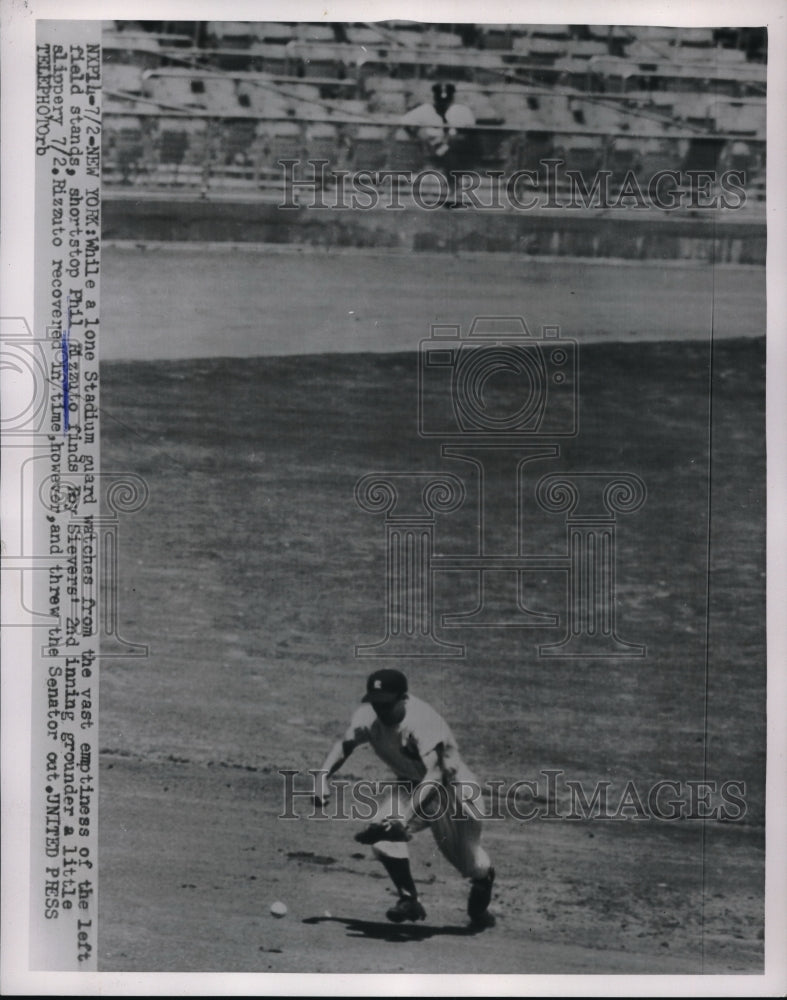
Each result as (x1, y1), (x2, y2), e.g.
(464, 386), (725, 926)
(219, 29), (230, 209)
(407, 701), (453, 762)
(401, 103), (436, 127)
(344, 703), (374, 747)
(407, 700), (475, 785)
(448, 104), (476, 128)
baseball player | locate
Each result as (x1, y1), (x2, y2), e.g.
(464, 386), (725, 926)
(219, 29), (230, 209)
(401, 82), (476, 157)
(401, 82), (477, 205)
(315, 668), (495, 926)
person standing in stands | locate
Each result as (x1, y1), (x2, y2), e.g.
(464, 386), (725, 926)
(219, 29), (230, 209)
(401, 82), (477, 205)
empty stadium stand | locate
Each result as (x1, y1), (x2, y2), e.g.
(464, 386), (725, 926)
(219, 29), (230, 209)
(102, 20), (767, 205)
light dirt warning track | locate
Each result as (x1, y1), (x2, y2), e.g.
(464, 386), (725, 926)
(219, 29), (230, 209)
(102, 243), (765, 360)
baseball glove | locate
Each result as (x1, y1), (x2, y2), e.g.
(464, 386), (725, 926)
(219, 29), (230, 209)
(354, 819), (412, 845)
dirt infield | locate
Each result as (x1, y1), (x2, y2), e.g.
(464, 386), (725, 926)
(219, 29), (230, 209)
(98, 248), (765, 974)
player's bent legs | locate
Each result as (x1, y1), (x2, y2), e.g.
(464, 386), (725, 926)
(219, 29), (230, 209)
(427, 789), (496, 924)
(363, 782), (493, 923)
(367, 785), (425, 920)
(370, 784), (413, 866)
(429, 803), (491, 879)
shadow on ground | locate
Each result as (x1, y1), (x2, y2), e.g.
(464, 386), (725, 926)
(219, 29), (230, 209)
(302, 914), (491, 943)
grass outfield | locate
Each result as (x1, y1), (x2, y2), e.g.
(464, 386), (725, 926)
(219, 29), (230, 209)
(99, 336), (765, 973)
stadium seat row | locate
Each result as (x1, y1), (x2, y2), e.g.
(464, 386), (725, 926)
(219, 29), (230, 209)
(103, 65), (766, 140)
(188, 22), (754, 55)
(103, 113), (765, 189)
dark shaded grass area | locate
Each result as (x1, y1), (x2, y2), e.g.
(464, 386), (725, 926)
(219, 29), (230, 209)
(100, 336), (765, 968)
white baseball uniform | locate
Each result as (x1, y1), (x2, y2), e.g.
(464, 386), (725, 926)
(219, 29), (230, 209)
(400, 100), (476, 162)
(400, 101), (476, 129)
(344, 695), (492, 879)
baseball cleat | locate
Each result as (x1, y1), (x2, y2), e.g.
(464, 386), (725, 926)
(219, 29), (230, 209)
(386, 894), (426, 923)
(467, 867), (495, 924)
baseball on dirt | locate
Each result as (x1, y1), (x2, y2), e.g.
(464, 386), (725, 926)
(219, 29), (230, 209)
(270, 900), (288, 918)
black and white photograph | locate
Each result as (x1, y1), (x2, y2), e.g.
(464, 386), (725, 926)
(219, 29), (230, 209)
(1, 0), (786, 994)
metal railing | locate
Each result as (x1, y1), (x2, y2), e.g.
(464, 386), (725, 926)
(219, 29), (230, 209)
(102, 110), (766, 204)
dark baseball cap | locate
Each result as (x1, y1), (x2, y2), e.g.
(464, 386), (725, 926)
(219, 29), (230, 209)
(362, 668), (408, 704)
(432, 82), (455, 101)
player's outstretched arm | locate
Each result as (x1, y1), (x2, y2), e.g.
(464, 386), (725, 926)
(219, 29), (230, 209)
(355, 751), (445, 843)
(315, 738), (357, 805)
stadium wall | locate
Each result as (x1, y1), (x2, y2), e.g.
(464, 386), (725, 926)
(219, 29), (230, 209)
(103, 193), (766, 263)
